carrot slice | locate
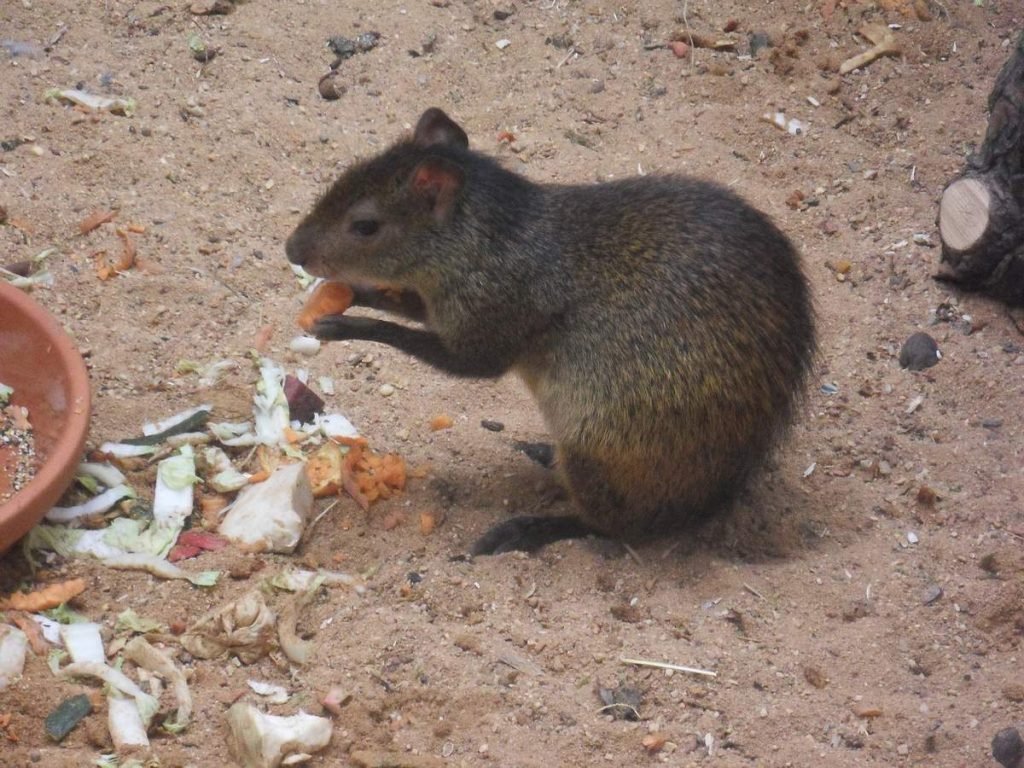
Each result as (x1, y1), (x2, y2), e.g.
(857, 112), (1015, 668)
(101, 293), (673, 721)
(78, 209), (116, 235)
(1, 578), (86, 612)
(297, 282), (354, 331)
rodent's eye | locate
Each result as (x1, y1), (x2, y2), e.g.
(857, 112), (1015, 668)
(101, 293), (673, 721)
(351, 219), (380, 237)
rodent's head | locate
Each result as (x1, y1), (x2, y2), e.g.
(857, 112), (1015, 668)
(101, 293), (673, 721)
(285, 108), (469, 285)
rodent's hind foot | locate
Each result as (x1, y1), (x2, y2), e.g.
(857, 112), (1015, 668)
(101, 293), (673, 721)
(470, 515), (595, 555)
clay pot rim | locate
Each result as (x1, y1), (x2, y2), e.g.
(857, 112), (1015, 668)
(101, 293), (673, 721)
(0, 282), (91, 554)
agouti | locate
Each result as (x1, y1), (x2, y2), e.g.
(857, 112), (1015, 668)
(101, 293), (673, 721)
(286, 108), (815, 555)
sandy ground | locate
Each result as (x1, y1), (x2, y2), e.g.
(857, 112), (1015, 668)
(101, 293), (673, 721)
(1, 0), (1023, 766)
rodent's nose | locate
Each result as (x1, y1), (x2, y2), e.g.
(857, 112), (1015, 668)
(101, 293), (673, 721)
(285, 227), (309, 266)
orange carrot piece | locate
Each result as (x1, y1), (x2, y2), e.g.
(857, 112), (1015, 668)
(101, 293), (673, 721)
(430, 414), (454, 431)
(78, 209), (117, 235)
(1, 578), (86, 612)
(297, 282), (354, 331)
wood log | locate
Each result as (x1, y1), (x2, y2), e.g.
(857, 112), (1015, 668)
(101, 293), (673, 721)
(937, 31), (1024, 305)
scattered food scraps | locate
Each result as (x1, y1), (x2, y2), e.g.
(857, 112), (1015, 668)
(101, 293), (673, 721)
(225, 702), (333, 768)
(305, 441), (344, 498)
(188, 33), (218, 63)
(762, 111), (808, 136)
(123, 636), (193, 731)
(45, 88), (136, 116)
(77, 209), (117, 235)
(0, 626), (28, 690)
(181, 590), (276, 664)
(94, 227), (137, 280)
(429, 414), (454, 431)
(107, 693), (149, 750)
(277, 590), (314, 664)
(839, 23), (900, 75)
(283, 374), (325, 423)
(219, 462), (313, 553)
(1, 578), (86, 612)
(168, 529), (228, 562)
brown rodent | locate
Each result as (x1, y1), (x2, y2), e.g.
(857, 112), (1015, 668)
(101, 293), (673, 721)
(286, 108), (815, 555)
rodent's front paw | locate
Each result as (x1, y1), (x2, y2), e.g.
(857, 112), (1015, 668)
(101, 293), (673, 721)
(311, 314), (380, 341)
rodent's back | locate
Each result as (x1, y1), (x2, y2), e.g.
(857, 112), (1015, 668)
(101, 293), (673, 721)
(519, 176), (814, 536)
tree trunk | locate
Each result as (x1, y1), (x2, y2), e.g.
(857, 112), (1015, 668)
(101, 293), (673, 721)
(937, 31), (1024, 306)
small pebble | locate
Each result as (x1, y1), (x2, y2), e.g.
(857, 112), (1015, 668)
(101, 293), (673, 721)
(495, 39), (512, 50)
(481, 419), (505, 432)
(906, 531), (919, 545)
(982, 418), (1003, 429)
(899, 332), (940, 371)
(378, 384), (395, 397)
(749, 31), (771, 57)
(318, 72), (346, 101)
(992, 726), (1023, 768)
(922, 584), (943, 605)
(669, 41), (689, 58)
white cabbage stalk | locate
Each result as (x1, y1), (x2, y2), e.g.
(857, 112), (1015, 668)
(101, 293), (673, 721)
(254, 358), (290, 446)
(98, 442), (158, 458)
(60, 623), (105, 664)
(203, 447), (249, 492)
(101, 553), (219, 587)
(270, 569), (364, 594)
(45, 484), (135, 523)
(31, 614), (62, 645)
(77, 462), (127, 489)
(62, 662), (159, 727)
(107, 694), (150, 750)
(209, 421), (254, 441)
(153, 445), (198, 531)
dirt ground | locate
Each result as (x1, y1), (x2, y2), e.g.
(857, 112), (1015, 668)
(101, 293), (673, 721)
(2, 0), (1023, 766)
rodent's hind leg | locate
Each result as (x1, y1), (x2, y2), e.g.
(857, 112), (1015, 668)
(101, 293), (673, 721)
(470, 515), (595, 556)
(559, 448), (629, 535)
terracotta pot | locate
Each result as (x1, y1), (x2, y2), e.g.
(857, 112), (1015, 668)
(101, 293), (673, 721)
(0, 282), (91, 554)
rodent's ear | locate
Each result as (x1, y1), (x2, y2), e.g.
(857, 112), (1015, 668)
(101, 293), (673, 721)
(413, 108), (469, 150)
(410, 158), (464, 222)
